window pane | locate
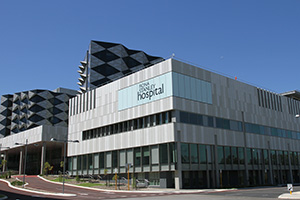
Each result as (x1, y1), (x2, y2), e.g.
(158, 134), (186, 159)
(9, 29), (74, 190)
(199, 145), (207, 164)
(247, 148), (252, 165)
(190, 144), (198, 164)
(160, 144), (168, 164)
(151, 145), (159, 164)
(218, 146), (224, 164)
(181, 143), (190, 163)
(88, 154), (93, 170)
(83, 155), (87, 170)
(106, 152), (112, 168)
(94, 154), (99, 169)
(232, 147), (238, 164)
(99, 153), (104, 168)
(127, 149), (133, 165)
(264, 149), (269, 165)
(169, 143), (177, 163)
(142, 146), (150, 165)
(238, 147), (244, 164)
(112, 151), (118, 168)
(77, 155), (82, 170)
(134, 148), (141, 166)
(225, 146), (231, 164)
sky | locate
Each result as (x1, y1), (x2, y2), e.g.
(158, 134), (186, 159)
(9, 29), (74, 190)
(0, 0), (299, 96)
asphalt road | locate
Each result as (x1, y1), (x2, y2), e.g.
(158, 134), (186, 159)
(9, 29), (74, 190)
(0, 176), (297, 200)
(115, 186), (298, 200)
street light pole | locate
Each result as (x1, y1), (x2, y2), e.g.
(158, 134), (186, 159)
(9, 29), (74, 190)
(63, 140), (66, 194)
(50, 138), (79, 194)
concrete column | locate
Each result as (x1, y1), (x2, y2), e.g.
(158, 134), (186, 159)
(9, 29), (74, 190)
(40, 142), (46, 175)
(175, 131), (182, 190)
(19, 150), (23, 175)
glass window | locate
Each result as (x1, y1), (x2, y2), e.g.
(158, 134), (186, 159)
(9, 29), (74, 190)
(120, 150), (126, 167)
(162, 112), (166, 124)
(225, 146), (231, 164)
(112, 151), (118, 168)
(99, 153), (104, 168)
(127, 149), (133, 165)
(151, 145), (159, 164)
(123, 121), (128, 132)
(203, 115), (214, 127)
(106, 152), (111, 168)
(232, 147), (238, 164)
(290, 152), (295, 165)
(199, 145), (207, 164)
(207, 145), (214, 164)
(133, 119), (138, 130)
(160, 144), (168, 164)
(181, 143), (189, 163)
(197, 115), (203, 126)
(190, 144), (198, 164)
(247, 148), (252, 165)
(145, 116), (150, 127)
(150, 115), (155, 127)
(77, 155), (82, 170)
(252, 149), (258, 165)
(94, 154), (99, 169)
(142, 146), (150, 165)
(284, 151), (289, 165)
(264, 149), (269, 165)
(217, 146), (224, 164)
(88, 154), (93, 170)
(278, 151), (284, 165)
(271, 128), (278, 136)
(83, 155), (87, 170)
(270, 150), (276, 165)
(169, 143), (177, 163)
(238, 147), (245, 164)
(134, 148), (141, 166)
(295, 152), (299, 166)
(68, 157), (72, 171)
(168, 111), (172, 123)
(216, 118), (230, 130)
(73, 157), (77, 171)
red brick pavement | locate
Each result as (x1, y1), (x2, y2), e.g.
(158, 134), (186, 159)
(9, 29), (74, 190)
(3, 176), (176, 199)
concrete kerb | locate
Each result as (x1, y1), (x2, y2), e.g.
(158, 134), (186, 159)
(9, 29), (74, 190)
(278, 191), (300, 199)
(37, 175), (236, 194)
(0, 178), (76, 197)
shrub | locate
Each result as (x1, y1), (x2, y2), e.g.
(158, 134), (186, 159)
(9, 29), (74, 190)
(11, 180), (24, 186)
(75, 175), (80, 183)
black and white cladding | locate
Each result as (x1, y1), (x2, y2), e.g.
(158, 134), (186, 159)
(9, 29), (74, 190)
(0, 88), (77, 138)
(77, 40), (164, 93)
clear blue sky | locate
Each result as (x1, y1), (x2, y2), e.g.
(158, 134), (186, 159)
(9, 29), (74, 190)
(1, 0), (299, 96)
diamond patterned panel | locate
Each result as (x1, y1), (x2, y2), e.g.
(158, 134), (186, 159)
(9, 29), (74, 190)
(78, 40), (164, 92)
(0, 89), (76, 137)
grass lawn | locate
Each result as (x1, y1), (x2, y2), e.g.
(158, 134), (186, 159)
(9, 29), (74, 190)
(51, 178), (74, 182)
(77, 182), (105, 187)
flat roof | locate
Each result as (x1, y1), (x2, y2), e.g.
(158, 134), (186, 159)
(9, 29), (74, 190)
(281, 90), (300, 101)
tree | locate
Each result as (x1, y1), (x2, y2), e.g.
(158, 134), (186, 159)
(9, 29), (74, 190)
(0, 159), (7, 171)
(104, 169), (108, 186)
(43, 162), (53, 176)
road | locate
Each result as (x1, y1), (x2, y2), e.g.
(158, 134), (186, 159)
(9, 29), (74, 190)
(0, 176), (297, 200)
